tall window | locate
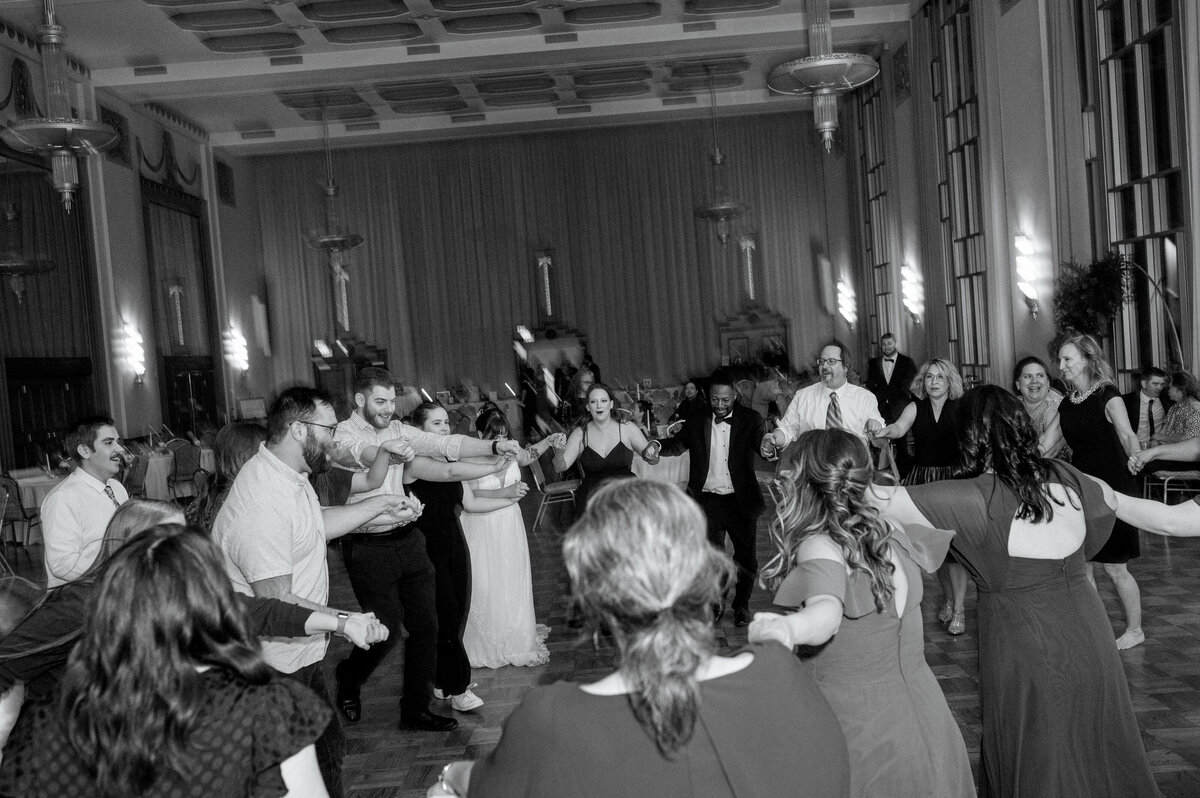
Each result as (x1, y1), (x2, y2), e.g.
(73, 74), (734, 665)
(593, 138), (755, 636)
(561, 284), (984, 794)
(854, 81), (893, 343)
(927, 0), (989, 385)
(1082, 0), (1188, 373)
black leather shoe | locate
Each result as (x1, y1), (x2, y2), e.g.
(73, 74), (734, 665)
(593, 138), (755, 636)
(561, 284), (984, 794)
(712, 601), (726, 624)
(335, 666), (361, 724)
(400, 710), (458, 732)
(733, 607), (751, 627)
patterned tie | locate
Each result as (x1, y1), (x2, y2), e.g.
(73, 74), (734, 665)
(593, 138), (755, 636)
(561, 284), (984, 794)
(103, 485), (121, 509)
(826, 391), (843, 430)
(1147, 398), (1155, 437)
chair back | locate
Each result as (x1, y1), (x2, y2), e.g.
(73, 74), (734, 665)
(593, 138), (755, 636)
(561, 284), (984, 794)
(0, 476), (29, 522)
(528, 458), (548, 492)
(172, 444), (202, 480)
(122, 455), (149, 497)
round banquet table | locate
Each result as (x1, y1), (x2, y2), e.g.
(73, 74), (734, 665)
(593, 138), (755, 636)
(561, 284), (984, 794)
(631, 451), (690, 486)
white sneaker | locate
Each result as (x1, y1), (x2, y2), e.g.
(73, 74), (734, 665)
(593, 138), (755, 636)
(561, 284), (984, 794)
(450, 689), (484, 712)
(433, 688), (446, 700)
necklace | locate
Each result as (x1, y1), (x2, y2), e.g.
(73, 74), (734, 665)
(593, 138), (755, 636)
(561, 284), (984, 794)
(1068, 381), (1104, 404)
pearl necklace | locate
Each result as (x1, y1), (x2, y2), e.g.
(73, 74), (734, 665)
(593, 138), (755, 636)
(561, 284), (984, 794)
(1068, 381), (1105, 404)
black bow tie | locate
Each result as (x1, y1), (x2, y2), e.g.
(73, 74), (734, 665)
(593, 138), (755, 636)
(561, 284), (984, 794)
(884, 357), (895, 362)
(713, 416), (730, 425)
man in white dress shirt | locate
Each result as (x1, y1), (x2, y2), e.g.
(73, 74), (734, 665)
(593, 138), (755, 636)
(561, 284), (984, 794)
(762, 341), (885, 457)
(40, 416), (128, 587)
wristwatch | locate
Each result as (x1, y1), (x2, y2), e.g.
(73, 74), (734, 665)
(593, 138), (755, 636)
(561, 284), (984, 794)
(336, 612), (350, 636)
(491, 439), (500, 455)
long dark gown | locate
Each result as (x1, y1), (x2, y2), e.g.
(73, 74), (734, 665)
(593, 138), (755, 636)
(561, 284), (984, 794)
(906, 466), (1159, 798)
(574, 422), (635, 517)
(774, 524), (975, 798)
(1057, 384), (1139, 562)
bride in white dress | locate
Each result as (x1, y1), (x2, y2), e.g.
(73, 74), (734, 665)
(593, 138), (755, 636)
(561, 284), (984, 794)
(460, 410), (563, 668)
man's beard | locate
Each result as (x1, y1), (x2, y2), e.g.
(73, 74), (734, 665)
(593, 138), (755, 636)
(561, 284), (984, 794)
(363, 404), (391, 430)
(304, 436), (332, 474)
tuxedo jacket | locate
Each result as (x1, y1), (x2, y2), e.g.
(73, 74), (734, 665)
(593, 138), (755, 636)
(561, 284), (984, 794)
(865, 353), (918, 422)
(658, 403), (765, 518)
(1121, 389), (1174, 436)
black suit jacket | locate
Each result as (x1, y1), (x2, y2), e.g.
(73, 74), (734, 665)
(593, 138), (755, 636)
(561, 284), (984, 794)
(1121, 389), (1174, 436)
(865, 353), (918, 423)
(658, 403), (765, 518)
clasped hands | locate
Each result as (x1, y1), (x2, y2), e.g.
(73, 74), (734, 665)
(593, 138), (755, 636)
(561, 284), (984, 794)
(642, 440), (662, 465)
(372, 493), (424, 526)
(747, 611), (793, 648)
(340, 611), (390, 650)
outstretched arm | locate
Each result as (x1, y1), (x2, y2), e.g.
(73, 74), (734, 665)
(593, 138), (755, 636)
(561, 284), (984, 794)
(626, 424), (661, 464)
(1113, 491), (1200, 537)
(406, 455), (506, 483)
(1129, 437), (1200, 474)
(875, 402), (918, 441)
(553, 427), (585, 473)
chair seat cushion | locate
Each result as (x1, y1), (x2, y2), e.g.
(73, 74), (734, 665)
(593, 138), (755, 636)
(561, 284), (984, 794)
(544, 480), (581, 495)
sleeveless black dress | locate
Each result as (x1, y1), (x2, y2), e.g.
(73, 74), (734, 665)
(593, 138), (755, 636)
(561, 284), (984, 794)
(575, 423), (635, 517)
(1057, 385), (1139, 563)
(902, 398), (960, 486)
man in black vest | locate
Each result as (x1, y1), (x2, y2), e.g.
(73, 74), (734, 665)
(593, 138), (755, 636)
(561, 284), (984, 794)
(659, 369), (766, 627)
(1121, 366), (1172, 450)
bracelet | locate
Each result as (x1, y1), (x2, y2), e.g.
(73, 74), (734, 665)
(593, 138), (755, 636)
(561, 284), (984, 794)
(491, 439), (499, 455)
(336, 612), (349, 636)
(438, 763), (458, 796)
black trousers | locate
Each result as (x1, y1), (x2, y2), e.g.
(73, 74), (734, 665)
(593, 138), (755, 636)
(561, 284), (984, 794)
(337, 527), (437, 717)
(698, 492), (758, 611)
(288, 662), (345, 798)
(422, 516), (473, 696)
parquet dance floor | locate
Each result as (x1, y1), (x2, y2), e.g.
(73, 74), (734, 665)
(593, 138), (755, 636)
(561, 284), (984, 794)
(328, 492), (1200, 798)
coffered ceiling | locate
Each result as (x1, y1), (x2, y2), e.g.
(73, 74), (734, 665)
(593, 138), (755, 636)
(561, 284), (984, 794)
(0, 0), (912, 154)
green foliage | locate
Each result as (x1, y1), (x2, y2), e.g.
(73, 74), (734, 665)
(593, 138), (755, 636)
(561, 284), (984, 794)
(1053, 251), (1128, 339)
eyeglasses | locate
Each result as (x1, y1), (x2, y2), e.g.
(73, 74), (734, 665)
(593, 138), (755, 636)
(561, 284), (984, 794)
(299, 420), (338, 437)
(815, 358), (843, 367)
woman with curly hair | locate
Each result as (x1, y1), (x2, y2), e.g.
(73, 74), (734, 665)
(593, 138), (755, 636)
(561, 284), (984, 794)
(428, 480), (849, 797)
(0, 524), (332, 797)
(749, 429), (973, 798)
(872, 357), (970, 634)
(867, 385), (1158, 798)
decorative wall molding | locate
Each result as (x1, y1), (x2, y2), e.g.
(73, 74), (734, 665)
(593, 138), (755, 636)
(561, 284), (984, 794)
(137, 130), (201, 190)
(100, 105), (131, 167)
(0, 22), (91, 77)
(139, 102), (209, 141)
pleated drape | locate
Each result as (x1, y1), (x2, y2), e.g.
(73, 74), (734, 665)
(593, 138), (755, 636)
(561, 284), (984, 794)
(253, 111), (847, 393)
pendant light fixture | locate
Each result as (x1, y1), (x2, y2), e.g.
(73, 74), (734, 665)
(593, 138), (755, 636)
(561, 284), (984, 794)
(693, 65), (748, 247)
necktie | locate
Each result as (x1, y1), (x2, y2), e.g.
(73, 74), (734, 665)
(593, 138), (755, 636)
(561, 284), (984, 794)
(103, 485), (121, 509)
(884, 357), (895, 362)
(1147, 398), (1155, 437)
(713, 416), (730, 426)
(826, 392), (843, 430)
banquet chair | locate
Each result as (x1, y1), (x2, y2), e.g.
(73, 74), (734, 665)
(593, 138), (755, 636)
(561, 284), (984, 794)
(529, 459), (580, 534)
(167, 443), (204, 501)
(0, 474), (39, 564)
(121, 454), (149, 499)
(1142, 469), (1200, 503)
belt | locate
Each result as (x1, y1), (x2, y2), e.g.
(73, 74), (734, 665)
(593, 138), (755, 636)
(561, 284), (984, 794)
(344, 525), (415, 543)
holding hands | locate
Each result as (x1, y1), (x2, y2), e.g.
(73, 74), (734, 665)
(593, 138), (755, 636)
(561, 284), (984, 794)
(760, 432), (781, 460)
(546, 432), (568, 450)
(373, 493), (423, 526)
(381, 437), (416, 463)
(341, 612), (390, 649)
(496, 439), (523, 460)
(501, 480), (531, 499)
(642, 440), (662, 465)
(864, 420), (884, 439)
(747, 611), (793, 648)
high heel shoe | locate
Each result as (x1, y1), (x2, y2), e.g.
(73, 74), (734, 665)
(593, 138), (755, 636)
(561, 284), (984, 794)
(937, 600), (954, 625)
(947, 610), (966, 636)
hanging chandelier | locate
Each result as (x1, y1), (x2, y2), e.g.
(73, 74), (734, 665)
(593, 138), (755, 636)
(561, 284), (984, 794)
(303, 107), (363, 333)
(1, 0), (118, 213)
(693, 66), (748, 247)
(766, 0), (880, 152)
(0, 202), (54, 302)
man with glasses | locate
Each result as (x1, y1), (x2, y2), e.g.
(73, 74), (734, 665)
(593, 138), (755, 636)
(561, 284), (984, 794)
(213, 386), (416, 798)
(762, 341), (884, 457)
(658, 369), (766, 627)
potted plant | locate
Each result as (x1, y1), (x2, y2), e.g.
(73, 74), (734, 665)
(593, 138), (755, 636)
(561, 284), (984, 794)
(1052, 251), (1128, 340)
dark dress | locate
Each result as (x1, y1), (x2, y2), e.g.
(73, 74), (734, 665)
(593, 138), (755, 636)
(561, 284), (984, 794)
(1058, 385), (1139, 562)
(408, 477), (473, 696)
(773, 525), (974, 798)
(468, 642), (850, 798)
(575, 422), (635, 517)
(0, 668), (331, 798)
(907, 467), (1158, 798)
(902, 398), (960, 486)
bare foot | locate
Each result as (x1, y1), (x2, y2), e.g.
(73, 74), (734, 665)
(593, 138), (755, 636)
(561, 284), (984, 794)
(1115, 629), (1145, 650)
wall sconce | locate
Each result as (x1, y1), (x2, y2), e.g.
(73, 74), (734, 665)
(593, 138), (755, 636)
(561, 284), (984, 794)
(1014, 232), (1039, 319)
(901, 263), (925, 324)
(837, 279), (857, 327)
(123, 323), (146, 384)
(223, 325), (250, 374)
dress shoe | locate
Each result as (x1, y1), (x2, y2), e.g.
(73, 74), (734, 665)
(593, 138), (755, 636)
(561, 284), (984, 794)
(712, 601), (726, 624)
(733, 607), (751, 627)
(400, 710), (458, 732)
(335, 664), (361, 724)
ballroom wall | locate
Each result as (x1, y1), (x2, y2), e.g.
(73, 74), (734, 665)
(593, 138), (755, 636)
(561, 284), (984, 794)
(249, 111), (856, 395)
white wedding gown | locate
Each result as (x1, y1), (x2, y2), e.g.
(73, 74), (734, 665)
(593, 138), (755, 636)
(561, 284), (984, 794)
(460, 461), (549, 669)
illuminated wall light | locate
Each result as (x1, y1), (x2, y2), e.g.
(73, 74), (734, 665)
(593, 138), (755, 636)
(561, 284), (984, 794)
(123, 323), (146, 384)
(901, 264), (925, 323)
(1014, 232), (1040, 319)
(223, 325), (250, 373)
(516, 324), (534, 344)
(837, 279), (857, 327)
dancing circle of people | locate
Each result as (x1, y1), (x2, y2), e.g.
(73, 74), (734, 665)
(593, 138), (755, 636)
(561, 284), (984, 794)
(1, 333), (1198, 798)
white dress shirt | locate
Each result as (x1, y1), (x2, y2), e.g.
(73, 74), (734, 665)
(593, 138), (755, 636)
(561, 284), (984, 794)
(41, 468), (128, 588)
(776, 382), (884, 445)
(702, 417), (735, 494)
(883, 357), (895, 383)
(1137, 393), (1166, 446)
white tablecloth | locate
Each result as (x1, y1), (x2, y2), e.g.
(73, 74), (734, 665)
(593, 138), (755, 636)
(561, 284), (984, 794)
(143, 448), (216, 501)
(632, 452), (690, 486)
(11, 468), (63, 509)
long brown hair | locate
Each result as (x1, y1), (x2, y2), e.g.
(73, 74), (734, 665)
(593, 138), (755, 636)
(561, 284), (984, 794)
(760, 429), (896, 613)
